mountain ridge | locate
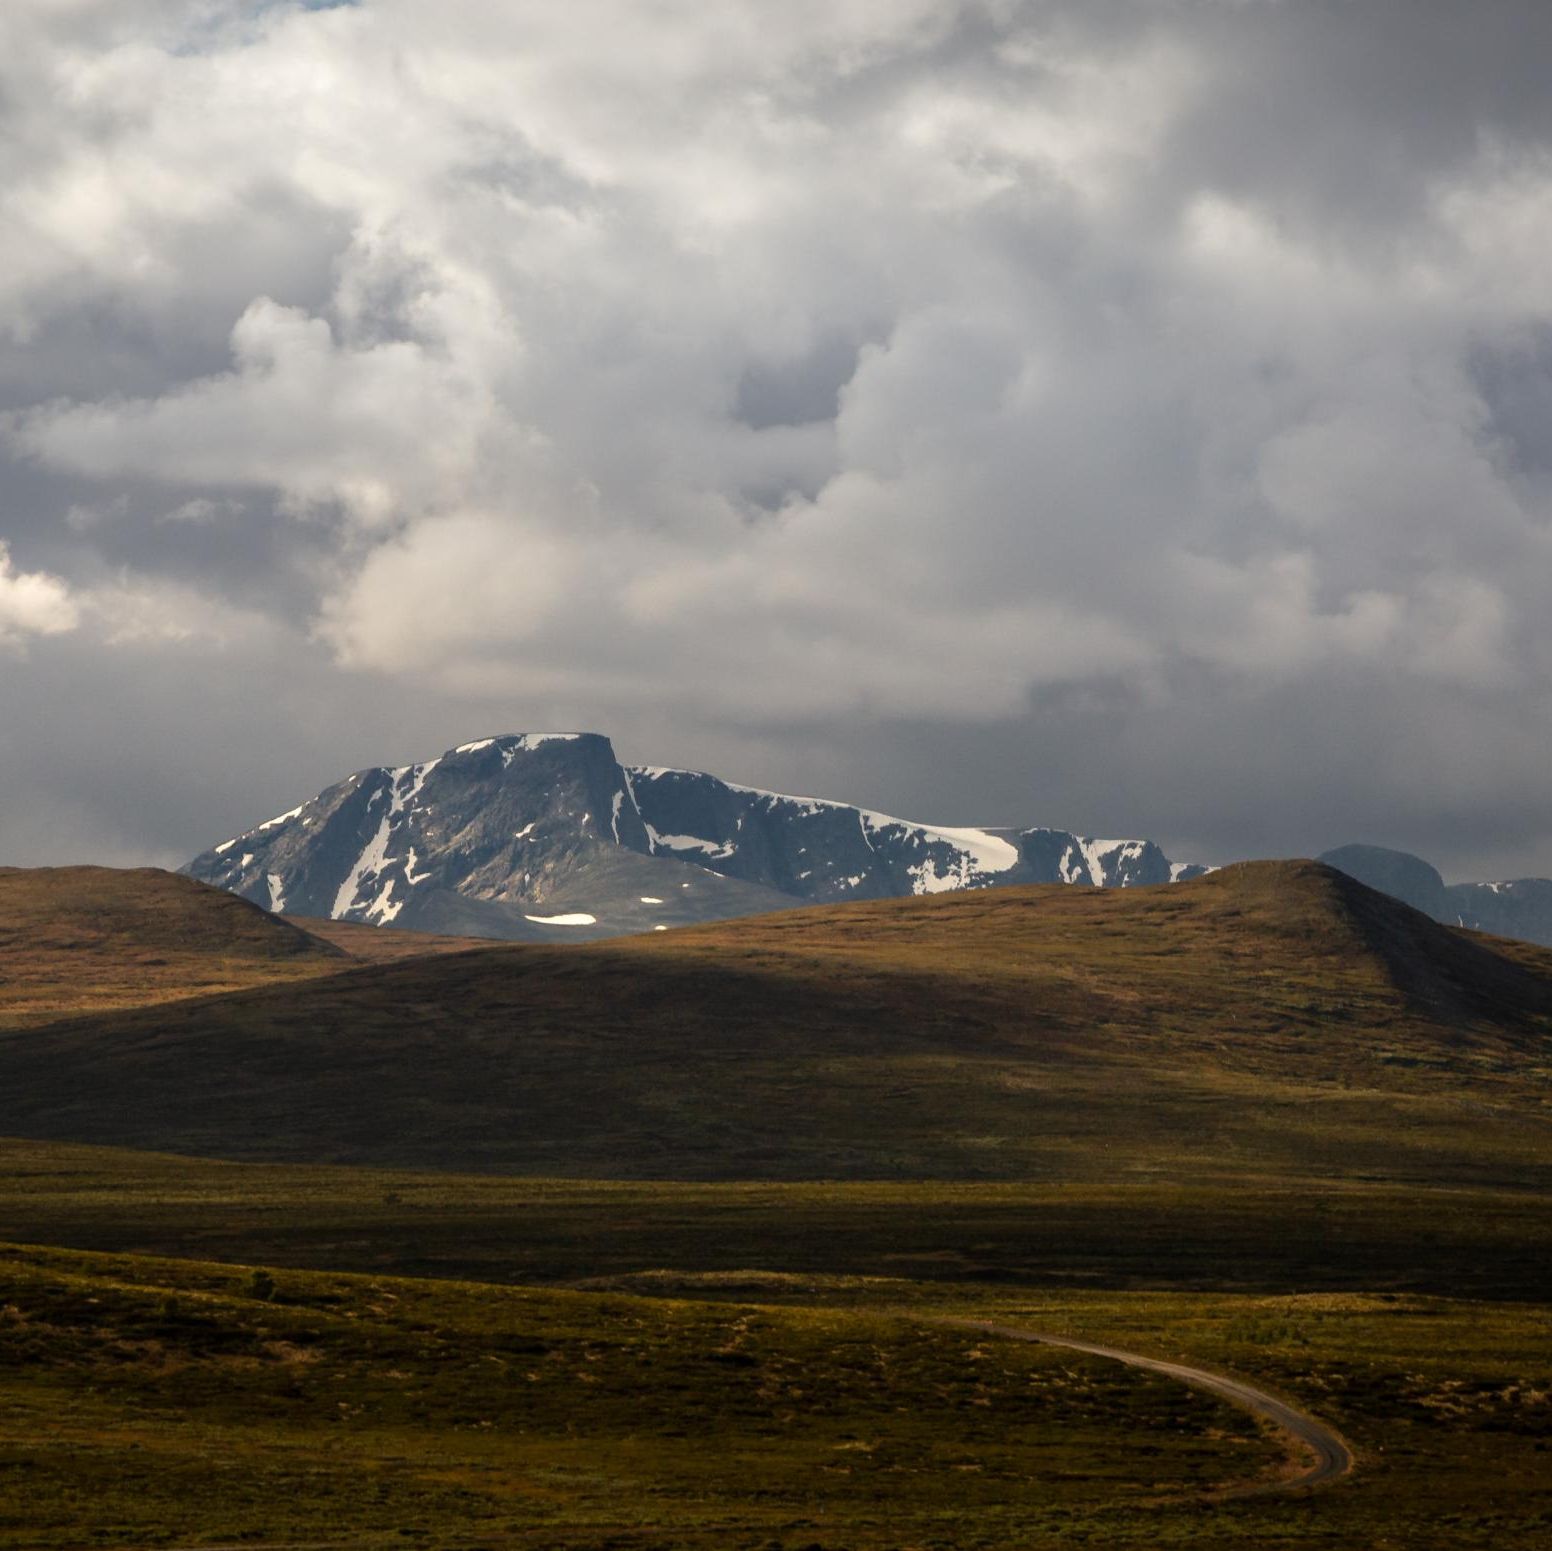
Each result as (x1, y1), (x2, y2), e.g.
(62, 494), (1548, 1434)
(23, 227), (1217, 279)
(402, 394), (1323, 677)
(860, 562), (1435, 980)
(185, 731), (1207, 942)
(182, 732), (1552, 948)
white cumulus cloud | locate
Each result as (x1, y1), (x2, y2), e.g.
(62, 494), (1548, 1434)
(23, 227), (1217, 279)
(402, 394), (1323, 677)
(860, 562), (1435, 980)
(0, 543), (79, 649)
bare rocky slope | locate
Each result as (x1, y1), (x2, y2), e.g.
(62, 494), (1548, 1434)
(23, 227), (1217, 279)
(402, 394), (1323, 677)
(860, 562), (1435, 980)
(184, 731), (1206, 941)
(182, 734), (1552, 947)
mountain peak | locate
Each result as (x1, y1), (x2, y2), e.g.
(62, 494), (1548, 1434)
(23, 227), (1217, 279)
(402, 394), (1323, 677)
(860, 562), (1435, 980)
(180, 743), (1552, 948)
(1318, 844), (1447, 914)
(448, 731), (605, 756)
(185, 734), (1204, 941)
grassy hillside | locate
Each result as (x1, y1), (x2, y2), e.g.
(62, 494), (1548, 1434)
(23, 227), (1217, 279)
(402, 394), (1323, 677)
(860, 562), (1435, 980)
(0, 866), (496, 1031)
(0, 1242), (1269, 1550)
(281, 912), (502, 961)
(3, 864), (1549, 1548)
(1, 862), (1547, 1180)
(1, 1241), (1548, 1550)
(0, 867), (342, 1031)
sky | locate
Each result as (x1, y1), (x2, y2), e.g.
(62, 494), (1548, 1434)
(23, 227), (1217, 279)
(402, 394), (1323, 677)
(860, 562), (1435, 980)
(2, 0), (1551, 881)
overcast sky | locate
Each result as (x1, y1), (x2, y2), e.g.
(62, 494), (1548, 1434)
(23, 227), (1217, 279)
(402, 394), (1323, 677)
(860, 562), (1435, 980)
(3, 0), (1551, 880)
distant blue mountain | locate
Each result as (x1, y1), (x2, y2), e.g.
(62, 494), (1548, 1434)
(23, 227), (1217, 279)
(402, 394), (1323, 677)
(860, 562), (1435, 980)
(1319, 843), (1552, 948)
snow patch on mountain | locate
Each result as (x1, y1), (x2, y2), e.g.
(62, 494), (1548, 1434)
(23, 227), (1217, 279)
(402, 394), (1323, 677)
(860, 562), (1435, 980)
(652, 832), (737, 859)
(918, 823), (1019, 876)
(1077, 838), (1139, 887)
(187, 731), (1213, 943)
(503, 733), (581, 765)
(328, 762), (435, 924)
(332, 787), (390, 920)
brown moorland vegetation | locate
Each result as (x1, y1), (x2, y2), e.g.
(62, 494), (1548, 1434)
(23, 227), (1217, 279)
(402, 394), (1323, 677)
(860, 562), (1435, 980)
(1, 863), (1549, 1547)
(0, 866), (493, 1031)
(1, 1242), (1548, 1551)
(0, 861), (1547, 1182)
(2, 1136), (1549, 1301)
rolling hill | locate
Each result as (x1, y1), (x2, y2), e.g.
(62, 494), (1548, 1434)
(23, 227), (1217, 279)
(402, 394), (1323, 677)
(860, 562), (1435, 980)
(0, 866), (491, 1031)
(3, 860), (1551, 1549)
(2, 860), (1548, 1182)
(0, 866), (341, 1032)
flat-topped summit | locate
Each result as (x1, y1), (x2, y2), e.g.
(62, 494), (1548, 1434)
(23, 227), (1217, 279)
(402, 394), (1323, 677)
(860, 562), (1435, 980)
(185, 733), (1206, 941)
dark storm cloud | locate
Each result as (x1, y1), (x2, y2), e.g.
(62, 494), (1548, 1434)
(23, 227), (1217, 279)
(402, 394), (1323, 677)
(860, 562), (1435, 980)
(1, 0), (1550, 879)
(1159, 2), (1552, 225)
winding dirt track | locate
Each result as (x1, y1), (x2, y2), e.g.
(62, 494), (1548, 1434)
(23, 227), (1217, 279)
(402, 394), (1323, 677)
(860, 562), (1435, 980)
(942, 1318), (1354, 1497)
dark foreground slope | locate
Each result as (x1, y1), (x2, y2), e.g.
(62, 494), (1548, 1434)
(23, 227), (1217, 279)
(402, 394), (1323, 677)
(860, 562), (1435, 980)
(2, 861), (1549, 1181)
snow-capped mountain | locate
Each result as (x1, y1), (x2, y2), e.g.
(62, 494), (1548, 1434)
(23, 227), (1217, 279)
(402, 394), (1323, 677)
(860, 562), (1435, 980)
(184, 732), (1209, 941)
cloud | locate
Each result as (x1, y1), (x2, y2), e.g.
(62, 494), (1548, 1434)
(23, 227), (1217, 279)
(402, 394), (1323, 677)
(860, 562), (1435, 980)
(0, 542), (79, 648)
(1, 1), (1551, 874)
(12, 294), (506, 526)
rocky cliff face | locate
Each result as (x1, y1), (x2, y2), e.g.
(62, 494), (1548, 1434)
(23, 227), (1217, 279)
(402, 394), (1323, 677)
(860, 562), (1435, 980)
(185, 732), (1207, 941)
(624, 765), (1198, 902)
(185, 740), (1552, 947)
